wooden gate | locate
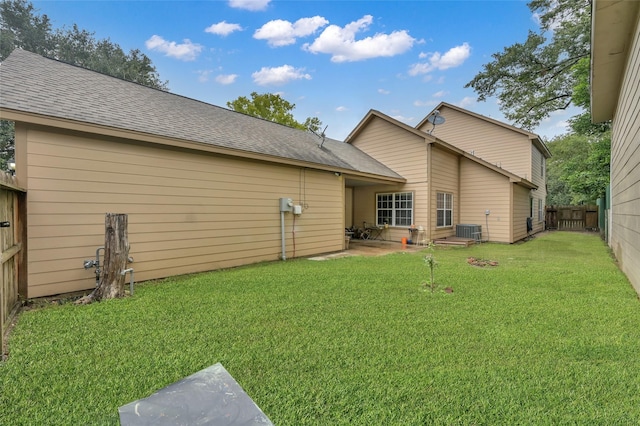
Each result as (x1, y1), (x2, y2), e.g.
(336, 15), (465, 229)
(1, 172), (26, 357)
(545, 205), (598, 231)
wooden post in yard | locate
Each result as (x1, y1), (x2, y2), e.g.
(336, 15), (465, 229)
(77, 213), (129, 304)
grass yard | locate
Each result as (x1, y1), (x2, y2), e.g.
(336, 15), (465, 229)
(1, 232), (640, 425)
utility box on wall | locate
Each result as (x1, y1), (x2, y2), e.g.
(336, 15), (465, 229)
(279, 198), (293, 212)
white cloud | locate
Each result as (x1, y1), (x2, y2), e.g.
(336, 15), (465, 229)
(378, 88), (390, 95)
(392, 115), (415, 123)
(432, 90), (448, 98)
(303, 15), (415, 62)
(408, 42), (471, 76)
(215, 74), (238, 85)
(532, 2), (565, 32)
(145, 35), (203, 61)
(252, 65), (311, 86)
(549, 109), (569, 117)
(205, 21), (243, 36)
(457, 96), (476, 108)
(413, 99), (438, 108)
(254, 16), (328, 47)
(555, 120), (569, 129)
(196, 70), (212, 82)
(336, 106), (348, 112)
(228, 0), (270, 11)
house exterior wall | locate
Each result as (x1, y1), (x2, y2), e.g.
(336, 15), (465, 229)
(609, 14), (640, 295)
(345, 187), (353, 228)
(430, 146), (459, 241)
(512, 184), (533, 242)
(349, 115), (528, 244)
(530, 145), (547, 233)
(20, 125), (344, 297)
(419, 106), (533, 181)
(350, 117), (429, 242)
(459, 158), (512, 243)
(350, 117), (428, 184)
(352, 181), (425, 242)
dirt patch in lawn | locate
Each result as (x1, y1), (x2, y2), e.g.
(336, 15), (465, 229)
(467, 257), (499, 267)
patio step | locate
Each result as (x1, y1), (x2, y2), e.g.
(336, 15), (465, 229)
(433, 237), (475, 247)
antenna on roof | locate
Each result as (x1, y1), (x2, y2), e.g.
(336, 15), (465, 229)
(311, 125), (328, 148)
(425, 110), (445, 135)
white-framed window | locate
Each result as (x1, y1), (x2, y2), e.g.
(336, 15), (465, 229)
(437, 192), (453, 227)
(376, 192), (413, 226)
(530, 197), (534, 218)
(538, 199), (543, 222)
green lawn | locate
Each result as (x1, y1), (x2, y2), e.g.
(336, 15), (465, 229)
(2, 232), (639, 425)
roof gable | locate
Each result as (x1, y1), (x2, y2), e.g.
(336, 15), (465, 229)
(0, 49), (402, 180)
(419, 102), (551, 158)
(345, 109), (432, 144)
(345, 108), (537, 189)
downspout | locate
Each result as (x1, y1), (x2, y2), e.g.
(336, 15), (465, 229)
(427, 141), (432, 240)
(121, 268), (134, 295)
(280, 211), (286, 260)
(458, 155), (462, 227)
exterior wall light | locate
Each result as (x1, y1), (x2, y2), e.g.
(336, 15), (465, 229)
(8, 159), (16, 175)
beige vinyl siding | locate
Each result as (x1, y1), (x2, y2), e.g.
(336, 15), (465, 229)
(350, 116), (428, 241)
(529, 194), (545, 234)
(352, 184), (417, 242)
(610, 15), (640, 295)
(512, 184), (532, 242)
(23, 127), (343, 297)
(459, 158), (512, 243)
(345, 187), (353, 228)
(421, 106), (532, 180)
(350, 117), (427, 184)
(531, 146), (546, 190)
(530, 146), (547, 231)
(430, 146), (459, 240)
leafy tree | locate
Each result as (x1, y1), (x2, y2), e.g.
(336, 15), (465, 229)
(546, 132), (610, 205)
(465, 0), (592, 130)
(565, 56), (611, 135)
(0, 121), (15, 171)
(227, 92), (323, 133)
(467, 0), (612, 206)
(0, 0), (55, 59)
(1, 0), (168, 168)
(53, 24), (168, 90)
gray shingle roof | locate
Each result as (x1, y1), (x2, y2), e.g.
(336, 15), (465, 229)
(0, 49), (402, 180)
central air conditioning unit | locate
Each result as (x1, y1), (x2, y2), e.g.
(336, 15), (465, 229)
(456, 224), (482, 240)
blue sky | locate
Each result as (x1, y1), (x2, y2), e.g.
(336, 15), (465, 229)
(32, 0), (574, 141)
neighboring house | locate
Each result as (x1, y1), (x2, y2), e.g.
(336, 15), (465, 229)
(344, 109), (540, 245)
(591, 0), (640, 295)
(0, 50), (404, 298)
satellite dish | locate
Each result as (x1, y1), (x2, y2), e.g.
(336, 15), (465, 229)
(311, 125), (328, 148)
(426, 110), (445, 135)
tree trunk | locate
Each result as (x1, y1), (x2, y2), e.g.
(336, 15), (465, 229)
(77, 213), (129, 304)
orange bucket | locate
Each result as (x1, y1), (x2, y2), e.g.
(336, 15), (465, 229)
(401, 237), (408, 245)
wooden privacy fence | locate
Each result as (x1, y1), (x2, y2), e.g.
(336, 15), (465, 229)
(545, 205), (598, 231)
(1, 172), (26, 357)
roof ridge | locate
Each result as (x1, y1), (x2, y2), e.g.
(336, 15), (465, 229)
(0, 48), (403, 180)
